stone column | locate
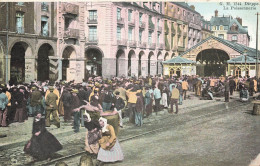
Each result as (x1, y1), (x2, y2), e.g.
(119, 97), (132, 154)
(141, 59), (148, 77)
(118, 58), (127, 77)
(157, 60), (163, 75)
(49, 56), (60, 82)
(131, 58), (138, 77)
(25, 56), (36, 83)
(75, 59), (85, 83)
(102, 58), (116, 79)
(150, 59), (157, 76)
(58, 58), (62, 81)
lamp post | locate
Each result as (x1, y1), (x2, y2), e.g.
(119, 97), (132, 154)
(243, 49), (248, 78)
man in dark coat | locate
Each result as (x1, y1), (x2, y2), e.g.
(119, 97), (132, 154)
(71, 89), (81, 133)
(30, 86), (43, 116)
(249, 78), (254, 96)
(224, 79), (230, 102)
(14, 87), (25, 123)
(229, 77), (236, 96)
(45, 87), (60, 128)
(60, 88), (72, 122)
(112, 91), (125, 127)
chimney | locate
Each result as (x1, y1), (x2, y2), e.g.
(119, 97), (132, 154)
(215, 10), (218, 17)
(190, 5), (195, 10)
(236, 17), (242, 25)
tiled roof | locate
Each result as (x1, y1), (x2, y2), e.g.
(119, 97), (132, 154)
(180, 36), (260, 59)
(172, 2), (200, 15)
(227, 54), (256, 64)
(210, 16), (231, 26)
(163, 56), (196, 64)
(227, 18), (248, 34)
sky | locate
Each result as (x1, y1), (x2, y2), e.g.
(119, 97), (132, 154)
(187, 1), (260, 49)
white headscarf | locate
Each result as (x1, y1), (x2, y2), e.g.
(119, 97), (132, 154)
(99, 117), (109, 133)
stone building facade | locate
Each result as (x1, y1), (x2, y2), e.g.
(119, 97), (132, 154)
(0, 2), (57, 83)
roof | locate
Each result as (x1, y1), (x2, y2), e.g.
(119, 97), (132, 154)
(210, 16), (231, 26)
(180, 36), (260, 59)
(227, 18), (248, 34)
(163, 56), (196, 64)
(172, 2), (200, 15)
(227, 54), (256, 64)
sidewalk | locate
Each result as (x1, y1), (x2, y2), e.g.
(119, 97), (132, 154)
(0, 91), (245, 150)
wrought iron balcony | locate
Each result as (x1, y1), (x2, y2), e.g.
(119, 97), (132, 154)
(41, 29), (49, 36)
(149, 43), (156, 50)
(62, 3), (79, 15)
(129, 40), (137, 48)
(16, 27), (24, 34)
(86, 37), (98, 45)
(117, 17), (124, 25)
(87, 18), (98, 24)
(64, 28), (79, 39)
(41, 3), (49, 11)
(158, 43), (164, 50)
(139, 41), (146, 48)
(178, 46), (185, 52)
(117, 39), (127, 46)
(128, 19), (135, 27)
(139, 21), (145, 29)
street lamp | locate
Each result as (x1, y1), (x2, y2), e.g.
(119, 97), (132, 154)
(243, 49), (248, 77)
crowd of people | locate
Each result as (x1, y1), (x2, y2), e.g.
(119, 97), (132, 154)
(0, 74), (260, 165)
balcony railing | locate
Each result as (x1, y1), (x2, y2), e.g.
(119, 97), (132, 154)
(117, 39), (127, 46)
(128, 19), (135, 27)
(178, 46), (185, 52)
(41, 30), (49, 36)
(149, 43), (156, 50)
(139, 21), (146, 29)
(41, 3), (49, 11)
(129, 40), (137, 47)
(87, 18), (98, 24)
(139, 41), (146, 48)
(64, 28), (79, 39)
(117, 17), (124, 25)
(62, 3), (79, 15)
(157, 26), (162, 32)
(86, 37), (98, 45)
(16, 27), (24, 34)
(158, 43), (164, 50)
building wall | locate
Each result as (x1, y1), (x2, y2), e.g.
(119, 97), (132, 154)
(227, 34), (249, 47)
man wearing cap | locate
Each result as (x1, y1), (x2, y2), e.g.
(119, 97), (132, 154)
(30, 86), (42, 117)
(112, 91), (125, 127)
(45, 87), (60, 128)
(102, 87), (113, 112)
(170, 84), (179, 114)
(0, 88), (8, 127)
(14, 87), (26, 123)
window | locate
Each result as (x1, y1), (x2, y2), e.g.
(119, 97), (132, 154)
(157, 19), (160, 28)
(41, 2), (48, 11)
(139, 30), (142, 42)
(148, 31), (152, 44)
(128, 9), (132, 22)
(41, 16), (49, 36)
(117, 8), (121, 20)
(128, 27), (133, 41)
(232, 35), (237, 41)
(216, 26), (219, 30)
(183, 10), (185, 16)
(157, 33), (160, 44)
(89, 10), (97, 21)
(220, 25), (223, 30)
(218, 34), (224, 39)
(16, 12), (24, 34)
(89, 26), (97, 41)
(117, 26), (121, 40)
(17, 2), (24, 6)
(224, 26), (228, 30)
(139, 13), (143, 25)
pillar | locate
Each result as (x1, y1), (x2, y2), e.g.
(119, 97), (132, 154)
(118, 58), (127, 77)
(141, 59), (148, 77)
(102, 58), (116, 78)
(25, 56), (36, 83)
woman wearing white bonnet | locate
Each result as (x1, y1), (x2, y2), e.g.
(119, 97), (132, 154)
(97, 117), (124, 164)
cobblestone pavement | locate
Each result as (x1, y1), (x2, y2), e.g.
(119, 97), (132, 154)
(0, 91), (252, 166)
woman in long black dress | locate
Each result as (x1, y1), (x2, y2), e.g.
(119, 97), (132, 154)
(24, 112), (62, 160)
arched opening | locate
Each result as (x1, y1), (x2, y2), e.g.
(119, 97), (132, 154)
(62, 46), (76, 81)
(171, 53), (175, 58)
(128, 50), (136, 77)
(196, 49), (229, 77)
(85, 48), (103, 78)
(138, 51), (145, 77)
(148, 52), (155, 76)
(164, 52), (169, 61)
(10, 42), (30, 83)
(116, 49), (125, 77)
(37, 43), (54, 81)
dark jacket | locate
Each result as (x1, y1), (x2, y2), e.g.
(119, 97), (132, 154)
(14, 91), (25, 108)
(61, 91), (72, 108)
(113, 96), (125, 110)
(30, 90), (42, 107)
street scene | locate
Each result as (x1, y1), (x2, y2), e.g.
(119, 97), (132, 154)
(0, 1), (260, 166)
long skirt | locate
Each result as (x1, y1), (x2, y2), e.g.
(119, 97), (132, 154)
(97, 139), (124, 162)
(160, 93), (168, 107)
